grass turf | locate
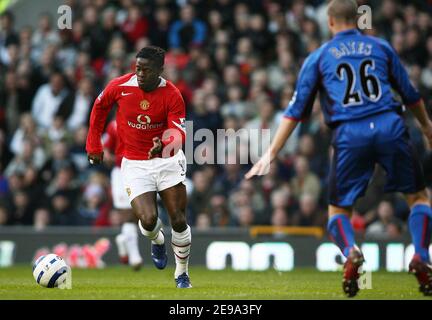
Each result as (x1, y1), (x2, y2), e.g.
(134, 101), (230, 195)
(0, 265), (430, 300)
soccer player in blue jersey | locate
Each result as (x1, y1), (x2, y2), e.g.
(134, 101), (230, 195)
(246, 0), (432, 297)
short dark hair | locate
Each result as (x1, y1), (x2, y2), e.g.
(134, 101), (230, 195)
(0, 10), (14, 22)
(136, 46), (166, 68)
(327, 0), (358, 24)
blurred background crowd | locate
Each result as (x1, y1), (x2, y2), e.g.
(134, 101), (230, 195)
(0, 0), (431, 240)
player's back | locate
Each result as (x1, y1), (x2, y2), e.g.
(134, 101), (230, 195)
(312, 29), (420, 126)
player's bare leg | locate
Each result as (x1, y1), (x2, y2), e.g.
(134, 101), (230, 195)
(404, 189), (432, 296)
(159, 182), (192, 288)
(132, 192), (167, 270)
(328, 205), (364, 297)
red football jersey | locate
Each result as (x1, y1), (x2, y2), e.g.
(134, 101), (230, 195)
(86, 73), (186, 160)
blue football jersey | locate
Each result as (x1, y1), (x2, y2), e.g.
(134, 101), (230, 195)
(284, 29), (421, 125)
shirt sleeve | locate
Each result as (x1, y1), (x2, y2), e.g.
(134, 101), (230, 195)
(380, 39), (421, 107)
(86, 82), (117, 154)
(161, 90), (186, 156)
(283, 51), (321, 121)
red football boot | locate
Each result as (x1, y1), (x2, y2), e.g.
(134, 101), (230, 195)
(409, 254), (432, 296)
(342, 246), (365, 298)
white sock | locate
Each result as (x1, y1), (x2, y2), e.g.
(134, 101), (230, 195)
(122, 222), (142, 265)
(115, 233), (127, 257)
(138, 218), (165, 245)
(171, 225), (191, 278)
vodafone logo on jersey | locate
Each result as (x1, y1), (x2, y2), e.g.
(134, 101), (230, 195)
(128, 114), (163, 130)
(137, 114), (151, 124)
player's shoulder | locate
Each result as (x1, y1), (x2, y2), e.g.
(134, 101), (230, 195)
(107, 73), (136, 88)
(363, 34), (394, 53)
(161, 78), (183, 98)
(303, 41), (331, 66)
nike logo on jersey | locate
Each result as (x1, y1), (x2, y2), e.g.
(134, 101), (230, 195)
(121, 92), (133, 96)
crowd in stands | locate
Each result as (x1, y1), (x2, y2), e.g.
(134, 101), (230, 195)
(0, 0), (431, 240)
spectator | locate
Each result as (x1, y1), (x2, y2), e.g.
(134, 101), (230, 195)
(9, 190), (33, 225)
(4, 138), (46, 177)
(50, 189), (77, 226)
(77, 182), (110, 226)
(168, 4), (207, 52)
(69, 125), (90, 173)
(40, 140), (76, 184)
(290, 156), (321, 201)
(33, 207), (51, 231)
(220, 85), (250, 121)
(366, 201), (405, 240)
(31, 72), (69, 129)
(208, 193), (233, 227)
(0, 205), (10, 226)
(121, 5), (149, 47)
(291, 193), (325, 227)
(188, 170), (212, 225)
(235, 205), (255, 227)
(31, 12), (60, 63)
(195, 213), (211, 230)
(0, 11), (19, 52)
(271, 208), (289, 226)
(149, 6), (171, 50)
(58, 77), (94, 131)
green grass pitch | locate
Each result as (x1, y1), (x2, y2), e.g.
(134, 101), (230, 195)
(0, 265), (430, 300)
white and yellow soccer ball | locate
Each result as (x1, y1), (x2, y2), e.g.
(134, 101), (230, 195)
(32, 254), (69, 288)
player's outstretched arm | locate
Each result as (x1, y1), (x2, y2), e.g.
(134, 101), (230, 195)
(409, 100), (432, 150)
(245, 117), (299, 179)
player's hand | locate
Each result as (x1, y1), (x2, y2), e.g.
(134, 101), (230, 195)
(88, 152), (104, 165)
(244, 156), (271, 179)
(148, 137), (162, 159)
(421, 122), (432, 150)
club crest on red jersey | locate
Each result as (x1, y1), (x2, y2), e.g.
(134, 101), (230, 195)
(140, 100), (150, 110)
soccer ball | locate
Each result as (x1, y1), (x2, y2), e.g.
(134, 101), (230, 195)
(32, 254), (69, 288)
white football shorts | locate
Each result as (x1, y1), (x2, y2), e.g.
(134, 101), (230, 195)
(120, 149), (187, 202)
(111, 166), (132, 210)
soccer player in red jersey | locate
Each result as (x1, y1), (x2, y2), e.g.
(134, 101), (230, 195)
(103, 119), (143, 271)
(86, 46), (191, 288)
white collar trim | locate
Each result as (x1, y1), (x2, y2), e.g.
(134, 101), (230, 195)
(119, 75), (167, 88)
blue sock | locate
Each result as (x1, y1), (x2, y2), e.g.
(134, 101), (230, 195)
(327, 214), (356, 258)
(409, 204), (432, 262)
